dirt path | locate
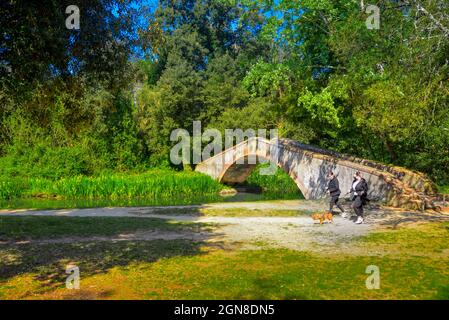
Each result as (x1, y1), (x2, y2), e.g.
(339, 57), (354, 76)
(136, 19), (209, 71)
(0, 199), (327, 217)
(1, 200), (448, 253)
(0, 214), (373, 253)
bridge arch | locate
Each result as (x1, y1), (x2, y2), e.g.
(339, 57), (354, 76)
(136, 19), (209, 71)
(195, 137), (438, 210)
(217, 154), (309, 198)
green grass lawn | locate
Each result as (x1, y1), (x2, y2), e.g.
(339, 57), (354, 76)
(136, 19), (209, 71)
(0, 217), (448, 300)
(1, 243), (448, 300)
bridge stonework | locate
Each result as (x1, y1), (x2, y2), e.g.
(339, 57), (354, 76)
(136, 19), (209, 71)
(195, 137), (438, 210)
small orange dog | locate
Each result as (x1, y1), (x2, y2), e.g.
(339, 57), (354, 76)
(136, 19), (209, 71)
(311, 212), (333, 224)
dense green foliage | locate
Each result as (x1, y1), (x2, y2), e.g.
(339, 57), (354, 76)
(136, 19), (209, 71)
(246, 164), (302, 197)
(438, 185), (449, 195)
(1, 0), (448, 188)
(1, 0), (146, 177)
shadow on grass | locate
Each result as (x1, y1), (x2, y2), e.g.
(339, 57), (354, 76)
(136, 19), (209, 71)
(244, 276), (309, 300)
(0, 239), (208, 284)
(0, 216), (215, 240)
(0, 212), (225, 287)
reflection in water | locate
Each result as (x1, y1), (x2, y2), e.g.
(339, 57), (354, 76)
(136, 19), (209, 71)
(0, 192), (301, 210)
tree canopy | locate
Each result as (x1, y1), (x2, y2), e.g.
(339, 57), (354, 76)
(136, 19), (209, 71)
(1, 0), (448, 183)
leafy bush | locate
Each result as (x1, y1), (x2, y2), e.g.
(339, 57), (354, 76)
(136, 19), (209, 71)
(246, 164), (302, 197)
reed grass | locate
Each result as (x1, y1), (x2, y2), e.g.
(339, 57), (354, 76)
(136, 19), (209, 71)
(0, 169), (224, 200)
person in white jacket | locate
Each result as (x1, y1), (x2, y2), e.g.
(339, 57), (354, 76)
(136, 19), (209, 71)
(349, 171), (368, 224)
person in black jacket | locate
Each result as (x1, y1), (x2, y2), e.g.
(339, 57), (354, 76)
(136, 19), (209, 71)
(326, 171), (345, 216)
(350, 171), (369, 224)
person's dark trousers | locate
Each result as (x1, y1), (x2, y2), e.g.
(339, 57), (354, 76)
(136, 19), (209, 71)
(329, 195), (344, 213)
(352, 196), (364, 217)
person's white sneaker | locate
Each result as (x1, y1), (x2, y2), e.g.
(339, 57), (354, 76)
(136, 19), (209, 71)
(341, 212), (349, 219)
(355, 216), (364, 224)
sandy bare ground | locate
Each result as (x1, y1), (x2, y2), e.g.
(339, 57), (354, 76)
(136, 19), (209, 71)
(1, 200), (448, 253)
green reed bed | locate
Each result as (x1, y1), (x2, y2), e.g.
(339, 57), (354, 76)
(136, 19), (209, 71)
(0, 169), (224, 200)
(0, 179), (28, 200)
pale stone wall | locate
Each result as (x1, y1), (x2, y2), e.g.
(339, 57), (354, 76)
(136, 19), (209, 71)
(195, 137), (437, 209)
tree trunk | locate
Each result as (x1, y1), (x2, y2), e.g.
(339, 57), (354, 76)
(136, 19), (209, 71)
(384, 139), (398, 162)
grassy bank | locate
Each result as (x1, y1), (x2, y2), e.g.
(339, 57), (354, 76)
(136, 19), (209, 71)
(0, 169), (224, 200)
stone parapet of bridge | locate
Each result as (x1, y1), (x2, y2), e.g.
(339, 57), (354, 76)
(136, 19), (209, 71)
(195, 137), (438, 210)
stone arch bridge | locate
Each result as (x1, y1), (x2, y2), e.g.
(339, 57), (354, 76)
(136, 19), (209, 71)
(195, 137), (438, 210)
